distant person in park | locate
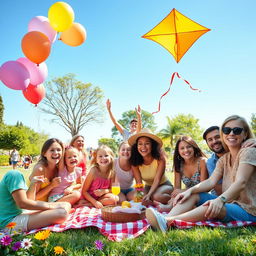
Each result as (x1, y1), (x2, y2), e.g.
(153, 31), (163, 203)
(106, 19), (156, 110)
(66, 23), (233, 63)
(0, 169), (71, 232)
(129, 128), (173, 206)
(146, 115), (256, 232)
(70, 135), (87, 177)
(203, 125), (256, 195)
(155, 136), (208, 212)
(29, 138), (64, 201)
(10, 148), (20, 169)
(114, 142), (135, 203)
(48, 146), (82, 206)
(106, 99), (142, 141)
(77, 145), (118, 208)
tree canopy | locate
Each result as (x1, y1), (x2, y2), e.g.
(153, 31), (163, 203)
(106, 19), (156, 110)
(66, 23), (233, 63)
(98, 137), (119, 155)
(251, 113), (256, 136)
(40, 74), (104, 136)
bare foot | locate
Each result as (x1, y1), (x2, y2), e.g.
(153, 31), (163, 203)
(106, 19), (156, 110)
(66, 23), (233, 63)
(153, 200), (172, 213)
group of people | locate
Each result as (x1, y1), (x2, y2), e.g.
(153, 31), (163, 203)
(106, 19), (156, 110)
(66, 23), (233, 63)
(0, 100), (256, 234)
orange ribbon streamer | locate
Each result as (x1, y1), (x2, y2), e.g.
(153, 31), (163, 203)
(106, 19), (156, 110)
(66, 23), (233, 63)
(152, 72), (201, 115)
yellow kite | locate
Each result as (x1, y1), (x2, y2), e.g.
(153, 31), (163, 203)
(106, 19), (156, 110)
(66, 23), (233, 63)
(142, 8), (210, 63)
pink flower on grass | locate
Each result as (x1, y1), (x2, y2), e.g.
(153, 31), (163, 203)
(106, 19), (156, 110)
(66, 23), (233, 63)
(12, 241), (22, 251)
(95, 240), (104, 250)
(0, 235), (12, 246)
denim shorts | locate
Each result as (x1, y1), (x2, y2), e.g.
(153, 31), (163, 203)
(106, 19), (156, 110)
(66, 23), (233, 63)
(121, 188), (134, 195)
(197, 192), (256, 222)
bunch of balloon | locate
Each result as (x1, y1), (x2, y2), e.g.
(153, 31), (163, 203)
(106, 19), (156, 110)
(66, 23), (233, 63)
(0, 1), (87, 106)
(48, 2), (87, 46)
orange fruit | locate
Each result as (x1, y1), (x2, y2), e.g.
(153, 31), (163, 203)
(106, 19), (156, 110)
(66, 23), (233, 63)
(121, 201), (131, 208)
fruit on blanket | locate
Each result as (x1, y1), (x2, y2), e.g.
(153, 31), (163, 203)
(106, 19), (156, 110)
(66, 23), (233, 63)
(121, 201), (131, 208)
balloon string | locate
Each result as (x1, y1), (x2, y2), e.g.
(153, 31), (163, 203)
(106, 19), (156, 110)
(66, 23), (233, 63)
(152, 72), (201, 115)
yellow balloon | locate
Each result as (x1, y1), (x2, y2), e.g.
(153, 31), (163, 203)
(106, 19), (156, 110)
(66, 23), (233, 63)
(60, 22), (87, 46)
(48, 2), (75, 32)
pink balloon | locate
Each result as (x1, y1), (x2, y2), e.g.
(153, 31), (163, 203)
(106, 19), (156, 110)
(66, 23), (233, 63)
(17, 57), (48, 86)
(0, 61), (30, 90)
(28, 16), (57, 43)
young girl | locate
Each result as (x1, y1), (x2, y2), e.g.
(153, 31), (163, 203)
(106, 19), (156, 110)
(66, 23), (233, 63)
(79, 145), (118, 209)
(155, 136), (208, 212)
(48, 146), (82, 205)
(70, 135), (87, 177)
(114, 142), (135, 202)
(129, 128), (173, 206)
(29, 138), (64, 201)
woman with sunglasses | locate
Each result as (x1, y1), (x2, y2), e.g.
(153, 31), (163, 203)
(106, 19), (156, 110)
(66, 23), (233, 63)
(146, 115), (256, 232)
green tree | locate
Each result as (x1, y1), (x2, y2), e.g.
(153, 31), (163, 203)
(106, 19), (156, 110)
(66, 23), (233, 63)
(158, 114), (204, 150)
(0, 95), (4, 124)
(250, 113), (256, 136)
(40, 74), (104, 137)
(98, 137), (119, 155)
(111, 110), (157, 140)
(0, 124), (48, 156)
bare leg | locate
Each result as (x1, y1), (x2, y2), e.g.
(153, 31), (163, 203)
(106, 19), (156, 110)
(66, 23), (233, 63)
(153, 200), (173, 213)
(126, 190), (136, 201)
(99, 193), (118, 206)
(152, 185), (173, 204)
(27, 202), (71, 230)
(57, 191), (81, 205)
(74, 199), (94, 208)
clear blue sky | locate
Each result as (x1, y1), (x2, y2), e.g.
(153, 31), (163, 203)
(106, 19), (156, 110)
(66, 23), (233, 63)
(1, 0), (255, 147)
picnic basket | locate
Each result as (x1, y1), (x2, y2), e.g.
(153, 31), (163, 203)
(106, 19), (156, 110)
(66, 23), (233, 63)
(101, 206), (146, 223)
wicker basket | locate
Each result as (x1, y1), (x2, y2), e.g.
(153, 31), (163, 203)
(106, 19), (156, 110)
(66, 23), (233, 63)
(101, 206), (146, 223)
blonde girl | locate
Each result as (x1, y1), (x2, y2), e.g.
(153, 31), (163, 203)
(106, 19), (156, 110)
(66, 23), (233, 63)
(79, 145), (118, 208)
(114, 142), (135, 202)
(70, 135), (87, 177)
(48, 146), (82, 205)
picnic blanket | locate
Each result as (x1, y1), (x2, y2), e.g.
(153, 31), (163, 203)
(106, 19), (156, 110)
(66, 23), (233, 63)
(27, 206), (149, 242)
(26, 207), (256, 242)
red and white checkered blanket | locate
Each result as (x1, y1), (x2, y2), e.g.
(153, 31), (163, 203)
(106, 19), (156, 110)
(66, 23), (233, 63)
(26, 207), (256, 241)
(27, 206), (149, 242)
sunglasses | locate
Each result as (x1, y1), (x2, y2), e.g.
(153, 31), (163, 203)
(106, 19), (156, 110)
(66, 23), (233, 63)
(222, 127), (243, 135)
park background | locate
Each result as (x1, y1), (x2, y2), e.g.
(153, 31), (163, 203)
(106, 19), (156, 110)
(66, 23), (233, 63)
(1, 0), (256, 150)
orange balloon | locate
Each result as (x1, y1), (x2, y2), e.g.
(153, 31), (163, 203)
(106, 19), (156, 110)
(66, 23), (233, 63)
(21, 31), (51, 64)
(60, 22), (87, 47)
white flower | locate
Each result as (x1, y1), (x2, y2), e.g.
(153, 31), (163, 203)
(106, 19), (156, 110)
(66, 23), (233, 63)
(21, 238), (33, 249)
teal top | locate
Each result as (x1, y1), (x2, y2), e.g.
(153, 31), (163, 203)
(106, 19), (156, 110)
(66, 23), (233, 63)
(0, 170), (27, 229)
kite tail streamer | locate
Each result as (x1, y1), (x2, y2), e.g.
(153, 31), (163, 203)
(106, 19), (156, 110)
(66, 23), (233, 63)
(152, 72), (201, 114)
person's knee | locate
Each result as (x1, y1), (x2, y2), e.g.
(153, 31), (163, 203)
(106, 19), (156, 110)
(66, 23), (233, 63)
(72, 190), (81, 200)
(54, 208), (69, 223)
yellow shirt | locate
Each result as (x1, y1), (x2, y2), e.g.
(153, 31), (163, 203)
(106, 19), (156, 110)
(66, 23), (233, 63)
(139, 159), (168, 186)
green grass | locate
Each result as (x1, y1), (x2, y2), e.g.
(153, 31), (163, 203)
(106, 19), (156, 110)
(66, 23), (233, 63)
(1, 166), (256, 255)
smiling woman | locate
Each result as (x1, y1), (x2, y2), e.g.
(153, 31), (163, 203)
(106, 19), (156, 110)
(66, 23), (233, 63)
(146, 115), (256, 232)
(29, 138), (64, 201)
(128, 128), (173, 205)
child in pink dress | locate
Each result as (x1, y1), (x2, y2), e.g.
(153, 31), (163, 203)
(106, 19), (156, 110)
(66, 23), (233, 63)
(78, 145), (118, 209)
(48, 146), (82, 206)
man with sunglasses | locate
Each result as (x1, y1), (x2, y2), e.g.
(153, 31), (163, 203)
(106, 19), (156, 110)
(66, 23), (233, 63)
(203, 126), (256, 195)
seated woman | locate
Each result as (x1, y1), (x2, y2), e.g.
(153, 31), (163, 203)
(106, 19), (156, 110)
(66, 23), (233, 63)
(29, 138), (64, 201)
(0, 170), (71, 233)
(146, 115), (256, 232)
(156, 136), (208, 212)
(114, 142), (135, 203)
(128, 128), (173, 205)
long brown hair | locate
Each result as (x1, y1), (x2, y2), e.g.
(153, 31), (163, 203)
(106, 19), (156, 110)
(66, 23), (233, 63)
(173, 136), (206, 173)
(38, 138), (64, 167)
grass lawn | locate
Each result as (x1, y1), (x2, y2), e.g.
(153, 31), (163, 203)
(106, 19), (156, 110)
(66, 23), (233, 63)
(1, 166), (256, 255)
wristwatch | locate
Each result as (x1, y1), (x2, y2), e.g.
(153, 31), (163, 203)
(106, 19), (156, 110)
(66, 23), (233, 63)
(219, 196), (227, 204)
